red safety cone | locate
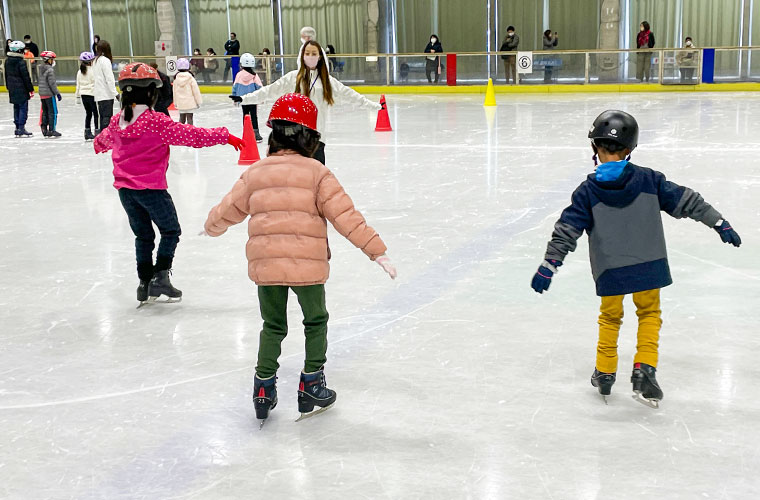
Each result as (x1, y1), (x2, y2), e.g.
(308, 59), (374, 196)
(375, 95), (392, 132)
(238, 114), (261, 165)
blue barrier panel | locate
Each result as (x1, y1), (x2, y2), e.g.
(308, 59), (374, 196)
(702, 48), (715, 83)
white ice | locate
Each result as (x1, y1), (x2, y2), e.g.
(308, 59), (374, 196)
(1, 92), (759, 499)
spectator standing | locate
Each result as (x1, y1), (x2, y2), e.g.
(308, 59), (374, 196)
(191, 48), (205, 76)
(223, 32), (240, 82)
(203, 48), (218, 84)
(424, 34), (443, 84)
(636, 21), (655, 82)
(500, 26), (519, 84)
(23, 35), (39, 83)
(677, 37), (698, 83)
(542, 30), (558, 83)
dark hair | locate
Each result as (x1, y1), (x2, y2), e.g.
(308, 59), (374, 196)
(96, 40), (113, 62)
(268, 120), (321, 158)
(430, 34), (439, 39)
(121, 84), (158, 123)
(507, 26), (515, 32)
(94, 35), (100, 40)
(593, 138), (628, 154)
(641, 21), (651, 31)
(685, 36), (692, 42)
(80, 61), (90, 75)
(263, 47), (270, 54)
(230, 32), (237, 37)
(23, 35), (31, 40)
(193, 48), (201, 53)
(544, 29), (552, 37)
(207, 48), (216, 55)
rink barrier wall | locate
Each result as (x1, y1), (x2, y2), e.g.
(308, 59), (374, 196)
(3, 83), (760, 96)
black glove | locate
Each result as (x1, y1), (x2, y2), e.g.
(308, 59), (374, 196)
(229, 95), (243, 103)
(531, 260), (562, 294)
(714, 220), (741, 247)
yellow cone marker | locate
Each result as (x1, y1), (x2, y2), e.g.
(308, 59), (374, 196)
(484, 78), (497, 107)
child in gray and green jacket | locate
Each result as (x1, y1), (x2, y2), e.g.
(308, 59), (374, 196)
(530, 110), (741, 408)
(38, 50), (62, 138)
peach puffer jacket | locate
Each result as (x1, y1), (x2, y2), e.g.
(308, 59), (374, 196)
(204, 151), (387, 286)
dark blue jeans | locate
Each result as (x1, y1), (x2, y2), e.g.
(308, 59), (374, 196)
(13, 101), (29, 129)
(118, 188), (181, 279)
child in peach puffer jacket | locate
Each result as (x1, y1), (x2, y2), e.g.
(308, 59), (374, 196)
(95, 62), (243, 306)
(203, 93), (396, 426)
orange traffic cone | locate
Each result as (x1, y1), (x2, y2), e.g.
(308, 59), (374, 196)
(375, 95), (392, 132)
(238, 114), (261, 165)
(168, 102), (177, 111)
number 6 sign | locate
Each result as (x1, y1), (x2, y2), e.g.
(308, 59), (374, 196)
(517, 51), (533, 74)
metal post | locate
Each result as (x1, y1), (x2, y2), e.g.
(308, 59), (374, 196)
(385, 54), (390, 85)
(39, 0), (47, 49)
(126, 0), (134, 57)
(585, 52), (590, 83)
(658, 49), (663, 84)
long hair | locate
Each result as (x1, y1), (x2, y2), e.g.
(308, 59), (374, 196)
(96, 40), (113, 62)
(80, 61), (90, 75)
(295, 40), (333, 105)
(641, 21), (651, 32)
(121, 84), (158, 123)
(268, 120), (321, 158)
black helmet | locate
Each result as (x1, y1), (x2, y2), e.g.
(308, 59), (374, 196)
(588, 110), (638, 151)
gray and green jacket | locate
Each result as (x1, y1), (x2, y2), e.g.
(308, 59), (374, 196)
(544, 163), (722, 296)
(38, 63), (59, 97)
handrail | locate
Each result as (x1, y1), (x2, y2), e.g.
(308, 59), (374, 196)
(40, 46), (760, 60)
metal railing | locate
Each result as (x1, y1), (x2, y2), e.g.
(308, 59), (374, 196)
(2, 47), (758, 88)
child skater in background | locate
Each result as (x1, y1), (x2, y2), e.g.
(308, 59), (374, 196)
(172, 58), (202, 125)
(231, 40), (380, 165)
(75, 51), (98, 141)
(94, 63), (243, 306)
(530, 110), (741, 408)
(6, 40), (35, 137)
(38, 51), (62, 138)
(203, 93), (397, 426)
(231, 52), (263, 143)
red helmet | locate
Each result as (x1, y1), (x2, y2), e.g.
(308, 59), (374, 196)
(118, 62), (163, 90)
(267, 93), (318, 131)
(40, 51), (56, 60)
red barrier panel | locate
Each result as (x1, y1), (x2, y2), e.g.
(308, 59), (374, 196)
(447, 53), (457, 86)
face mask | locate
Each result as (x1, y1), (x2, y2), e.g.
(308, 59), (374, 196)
(304, 55), (319, 69)
(431, 38), (437, 43)
(508, 32), (514, 37)
(640, 27), (645, 32)
(686, 41), (693, 47)
(595, 160), (629, 181)
(51, 61), (56, 67)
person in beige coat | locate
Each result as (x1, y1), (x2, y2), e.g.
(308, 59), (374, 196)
(203, 94), (396, 424)
(172, 58), (202, 124)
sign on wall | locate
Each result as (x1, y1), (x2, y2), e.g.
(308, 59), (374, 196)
(165, 56), (178, 76)
(517, 51), (533, 74)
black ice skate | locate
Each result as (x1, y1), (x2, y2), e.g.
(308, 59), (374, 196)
(147, 270), (182, 303)
(18, 128), (33, 138)
(84, 128), (95, 141)
(135, 280), (151, 308)
(254, 374), (278, 429)
(631, 363), (663, 409)
(591, 369), (616, 404)
(41, 126), (49, 138)
(296, 368), (337, 422)
(255, 130), (263, 143)
(48, 130), (62, 139)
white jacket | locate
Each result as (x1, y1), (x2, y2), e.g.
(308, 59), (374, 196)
(93, 56), (118, 102)
(241, 70), (381, 139)
(75, 68), (95, 97)
(172, 71), (202, 112)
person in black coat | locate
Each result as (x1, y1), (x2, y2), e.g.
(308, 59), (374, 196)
(6, 42), (35, 136)
(424, 34), (443, 84)
(149, 63), (174, 116)
(223, 32), (241, 82)
(92, 35), (100, 55)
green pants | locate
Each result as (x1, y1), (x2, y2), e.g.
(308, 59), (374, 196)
(256, 284), (329, 378)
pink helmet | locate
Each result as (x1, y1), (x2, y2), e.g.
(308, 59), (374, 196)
(40, 50), (57, 60)
(79, 51), (95, 62)
(176, 58), (191, 71)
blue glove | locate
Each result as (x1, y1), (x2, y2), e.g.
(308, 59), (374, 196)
(531, 260), (562, 294)
(714, 220), (741, 247)
(56, 94), (62, 102)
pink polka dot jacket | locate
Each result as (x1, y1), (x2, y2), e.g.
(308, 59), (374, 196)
(94, 109), (230, 190)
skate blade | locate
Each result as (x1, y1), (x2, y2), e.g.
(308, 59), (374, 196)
(632, 392), (660, 409)
(136, 296), (181, 309)
(295, 402), (335, 422)
(601, 395), (609, 405)
(259, 418), (267, 430)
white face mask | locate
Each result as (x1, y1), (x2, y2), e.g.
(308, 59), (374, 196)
(507, 32), (514, 37)
(51, 61), (56, 67)
(686, 41), (693, 47)
(304, 54), (319, 69)
(431, 38), (437, 43)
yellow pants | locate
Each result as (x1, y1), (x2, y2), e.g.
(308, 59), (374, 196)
(596, 288), (662, 373)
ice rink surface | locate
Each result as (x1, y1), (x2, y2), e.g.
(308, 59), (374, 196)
(1, 91), (759, 499)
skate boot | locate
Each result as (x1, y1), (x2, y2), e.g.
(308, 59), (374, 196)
(14, 128), (22, 137)
(48, 129), (62, 139)
(296, 367), (337, 421)
(84, 128), (95, 141)
(631, 362), (663, 409)
(253, 374), (278, 429)
(19, 128), (33, 137)
(148, 270), (182, 302)
(591, 369), (616, 404)
(255, 129), (263, 143)
(41, 126), (49, 138)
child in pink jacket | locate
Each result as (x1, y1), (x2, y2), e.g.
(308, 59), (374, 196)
(203, 93), (396, 425)
(231, 53), (263, 142)
(94, 62), (243, 306)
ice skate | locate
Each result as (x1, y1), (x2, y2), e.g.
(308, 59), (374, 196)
(590, 369), (616, 404)
(631, 363), (663, 409)
(296, 368), (337, 422)
(48, 130), (62, 139)
(255, 130), (263, 143)
(19, 128), (33, 138)
(84, 128), (95, 141)
(135, 279), (151, 309)
(253, 374), (278, 429)
(147, 270), (182, 303)
(41, 126), (50, 138)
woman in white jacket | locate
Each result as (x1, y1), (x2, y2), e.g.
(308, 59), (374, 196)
(234, 40), (380, 164)
(92, 40), (119, 135)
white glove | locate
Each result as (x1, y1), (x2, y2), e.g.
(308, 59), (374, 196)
(376, 254), (397, 280)
(373, 102), (383, 111)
